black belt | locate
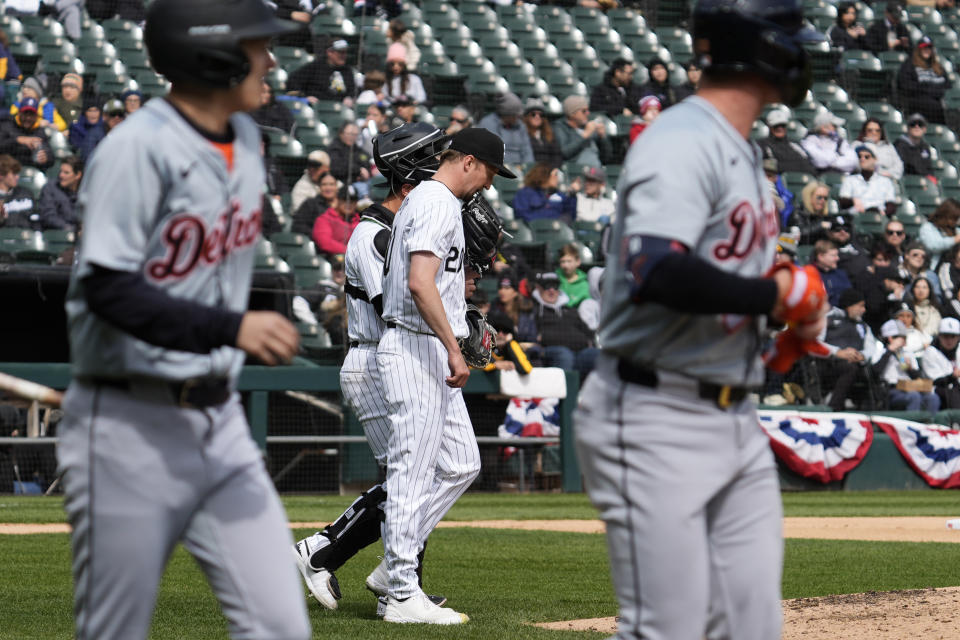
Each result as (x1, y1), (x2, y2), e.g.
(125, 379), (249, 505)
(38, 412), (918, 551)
(616, 360), (750, 409)
(83, 376), (231, 409)
(349, 341), (377, 348)
(386, 322), (436, 337)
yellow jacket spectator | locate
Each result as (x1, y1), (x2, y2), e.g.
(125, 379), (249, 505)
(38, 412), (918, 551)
(11, 77), (67, 131)
(483, 311), (534, 374)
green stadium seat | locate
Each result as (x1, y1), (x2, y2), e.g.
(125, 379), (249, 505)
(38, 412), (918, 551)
(288, 254), (333, 288)
(856, 211), (886, 238)
(503, 219), (533, 242)
(270, 231), (314, 259)
(42, 229), (75, 254)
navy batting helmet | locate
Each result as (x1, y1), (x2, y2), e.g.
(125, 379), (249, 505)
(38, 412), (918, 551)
(373, 122), (450, 192)
(145, 0), (300, 89)
(691, 0), (824, 106)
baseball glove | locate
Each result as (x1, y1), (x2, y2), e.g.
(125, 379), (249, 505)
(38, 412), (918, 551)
(462, 193), (504, 276)
(458, 304), (496, 368)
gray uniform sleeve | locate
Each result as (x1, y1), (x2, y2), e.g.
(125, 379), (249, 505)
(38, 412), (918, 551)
(75, 137), (164, 276)
(621, 129), (717, 248)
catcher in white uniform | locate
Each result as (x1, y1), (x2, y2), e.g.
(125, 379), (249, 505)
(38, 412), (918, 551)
(375, 127), (514, 624)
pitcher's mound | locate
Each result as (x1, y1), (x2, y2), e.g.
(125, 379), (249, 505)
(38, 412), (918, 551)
(534, 587), (960, 638)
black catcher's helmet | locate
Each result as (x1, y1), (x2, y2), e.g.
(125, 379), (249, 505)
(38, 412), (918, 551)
(373, 122), (449, 192)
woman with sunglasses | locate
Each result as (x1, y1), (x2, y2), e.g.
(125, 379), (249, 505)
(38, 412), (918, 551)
(522, 98), (562, 168)
(787, 181), (832, 244)
(383, 43), (427, 106)
(856, 117), (903, 180)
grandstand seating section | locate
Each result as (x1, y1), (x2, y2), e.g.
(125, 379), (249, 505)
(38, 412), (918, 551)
(6, 0), (960, 276)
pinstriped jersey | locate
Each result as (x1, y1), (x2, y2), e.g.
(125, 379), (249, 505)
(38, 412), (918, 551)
(345, 208), (390, 343)
(65, 98), (264, 381)
(599, 96), (778, 386)
(381, 180), (468, 338)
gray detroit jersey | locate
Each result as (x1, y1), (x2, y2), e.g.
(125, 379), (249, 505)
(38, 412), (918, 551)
(600, 96), (779, 386)
(66, 99), (264, 381)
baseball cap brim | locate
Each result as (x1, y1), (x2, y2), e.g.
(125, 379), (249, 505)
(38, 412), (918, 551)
(449, 127), (518, 179)
(488, 162), (516, 179)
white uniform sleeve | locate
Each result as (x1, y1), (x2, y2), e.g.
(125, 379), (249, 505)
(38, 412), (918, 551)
(358, 239), (386, 299)
(75, 136), (164, 275)
(407, 200), (457, 259)
(620, 129), (718, 248)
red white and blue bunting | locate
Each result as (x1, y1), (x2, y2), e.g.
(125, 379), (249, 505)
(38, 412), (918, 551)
(872, 416), (960, 489)
(758, 410), (874, 483)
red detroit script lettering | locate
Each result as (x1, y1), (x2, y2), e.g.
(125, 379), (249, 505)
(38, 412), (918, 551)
(146, 202), (261, 280)
(712, 200), (778, 261)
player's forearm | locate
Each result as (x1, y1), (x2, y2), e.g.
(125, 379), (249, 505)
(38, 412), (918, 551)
(82, 264), (244, 354)
(410, 281), (460, 354)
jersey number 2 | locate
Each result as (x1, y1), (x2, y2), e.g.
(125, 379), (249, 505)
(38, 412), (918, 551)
(444, 247), (463, 273)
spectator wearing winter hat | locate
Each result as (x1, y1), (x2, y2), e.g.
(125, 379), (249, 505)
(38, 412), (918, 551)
(758, 108), (817, 174)
(800, 111), (858, 174)
(478, 91), (534, 166)
(898, 36), (952, 124)
(523, 97), (561, 168)
(313, 184), (361, 258)
(839, 142), (897, 215)
(874, 318), (940, 412)
(639, 58), (675, 110)
(576, 165), (614, 224)
(0, 96), (52, 169)
(121, 88), (144, 115)
(383, 42), (427, 106)
(895, 113), (934, 177)
(11, 76), (66, 131)
(68, 97), (105, 161)
(387, 19), (420, 70)
(53, 73), (83, 126)
(554, 95), (612, 168)
(628, 95), (661, 143)
(588, 57), (644, 117)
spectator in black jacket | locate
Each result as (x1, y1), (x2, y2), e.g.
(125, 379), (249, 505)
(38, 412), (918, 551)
(865, 1), (911, 54)
(326, 120), (372, 187)
(673, 60), (701, 102)
(639, 58), (676, 110)
(37, 156), (82, 231)
(818, 288), (878, 411)
(828, 2), (867, 52)
(0, 97), (52, 169)
(523, 97), (562, 169)
(530, 271), (599, 380)
(286, 39), (358, 105)
(272, 0), (313, 50)
(895, 113), (934, 177)
(251, 81), (295, 132)
(0, 154), (37, 229)
(758, 109), (817, 174)
(588, 58), (644, 117)
(898, 37), (951, 124)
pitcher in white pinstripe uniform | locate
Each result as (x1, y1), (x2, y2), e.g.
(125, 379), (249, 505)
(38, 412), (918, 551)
(376, 127), (516, 624)
(291, 124), (453, 611)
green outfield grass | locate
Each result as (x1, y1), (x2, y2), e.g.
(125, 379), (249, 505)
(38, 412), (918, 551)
(4, 490), (960, 524)
(3, 491), (960, 638)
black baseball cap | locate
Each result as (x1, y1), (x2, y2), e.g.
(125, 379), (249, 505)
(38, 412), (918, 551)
(338, 184), (359, 202)
(448, 127), (517, 179)
(536, 271), (560, 288)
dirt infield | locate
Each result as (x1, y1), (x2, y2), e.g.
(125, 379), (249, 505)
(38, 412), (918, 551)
(536, 587), (960, 639)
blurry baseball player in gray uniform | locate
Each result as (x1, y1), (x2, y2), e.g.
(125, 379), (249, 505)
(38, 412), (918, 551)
(292, 122), (453, 609)
(375, 127), (514, 624)
(574, 1), (827, 639)
(54, 1), (310, 639)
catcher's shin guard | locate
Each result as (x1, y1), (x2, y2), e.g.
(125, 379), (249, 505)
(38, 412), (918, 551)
(309, 484), (387, 571)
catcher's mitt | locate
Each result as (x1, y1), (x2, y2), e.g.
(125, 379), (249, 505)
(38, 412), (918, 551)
(458, 304), (496, 368)
(462, 193), (504, 276)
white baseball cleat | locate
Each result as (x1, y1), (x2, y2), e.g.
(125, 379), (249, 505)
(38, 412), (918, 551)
(292, 539), (341, 610)
(366, 558), (447, 606)
(381, 590), (469, 625)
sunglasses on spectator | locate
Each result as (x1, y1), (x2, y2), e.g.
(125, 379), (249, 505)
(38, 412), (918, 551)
(771, 124), (787, 129)
(886, 229), (905, 236)
(450, 116), (469, 124)
(909, 121), (926, 128)
(813, 194), (828, 200)
(527, 111), (544, 118)
(858, 153), (873, 159)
